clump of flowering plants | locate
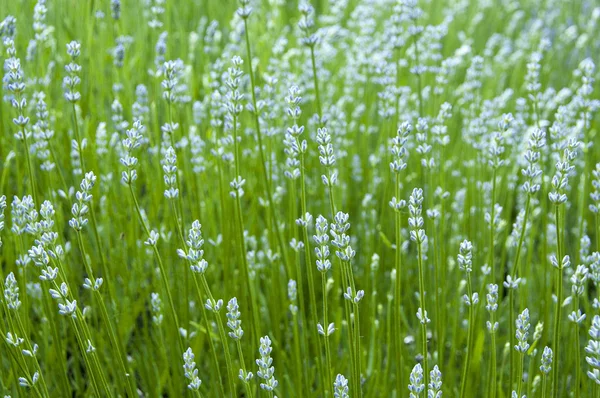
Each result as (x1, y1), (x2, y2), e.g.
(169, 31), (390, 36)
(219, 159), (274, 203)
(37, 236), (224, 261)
(0, 0), (599, 397)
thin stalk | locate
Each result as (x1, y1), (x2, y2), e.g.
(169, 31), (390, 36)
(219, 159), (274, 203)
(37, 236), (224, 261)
(432, 208), (442, 362)
(166, 100), (190, 328)
(0, 298), (37, 395)
(292, 310), (305, 396)
(13, 313), (50, 397)
(339, 258), (356, 395)
(168, 200), (189, 326)
(331, 187), (358, 394)
(574, 295), (581, 398)
(233, 191), (261, 345)
(232, 111), (261, 345)
(552, 205), (563, 398)
(299, 153), (325, 396)
(516, 349), (524, 398)
(71, 104), (86, 173)
(489, 311), (497, 398)
(128, 183), (184, 352)
(157, 327), (177, 396)
(596, 213), (600, 252)
(416, 240), (429, 390)
(309, 45), (323, 122)
(47, 140), (70, 195)
(69, 106), (114, 311)
(75, 232), (136, 397)
(68, 316), (104, 397)
(199, 275), (236, 396)
(14, 89), (39, 206)
(195, 286), (227, 398)
(412, 33), (423, 117)
(321, 273), (333, 394)
(509, 195), (531, 390)
(526, 349), (535, 398)
(459, 275), (474, 398)
(382, 295), (394, 395)
(242, 17), (289, 272)
(2, 339), (45, 398)
(22, 131), (38, 206)
(235, 339), (254, 398)
(354, 300), (363, 398)
(40, 286), (71, 396)
(489, 168), (497, 284)
(88, 204), (114, 307)
(14, 238), (31, 338)
(394, 172), (404, 395)
(542, 374), (548, 398)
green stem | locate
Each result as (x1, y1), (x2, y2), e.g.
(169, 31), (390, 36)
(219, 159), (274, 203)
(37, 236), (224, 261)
(340, 259), (356, 395)
(242, 17), (289, 273)
(416, 240), (429, 389)
(459, 275), (474, 398)
(69, 316), (105, 397)
(574, 296), (581, 398)
(13, 313), (50, 397)
(71, 103), (86, 173)
(199, 275), (236, 397)
(542, 374), (547, 398)
(299, 152), (325, 396)
(236, 340), (254, 398)
(322, 273), (333, 394)
(292, 310), (305, 396)
(75, 231), (136, 397)
(128, 183), (184, 352)
(394, 173), (404, 395)
(22, 130), (38, 206)
(233, 191), (261, 346)
(508, 195), (532, 391)
(412, 32), (423, 117)
(193, 278), (227, 398)
(552, 205), (563, 398)
(490, 312), (497, 398)
(354, 300), (363, 398)
(232, 110), (261, 346)
(516, 351), (524, 398)
(14, 89), (39, 206)
(309, 45), (323, 123)
(489, 168), (497, 284)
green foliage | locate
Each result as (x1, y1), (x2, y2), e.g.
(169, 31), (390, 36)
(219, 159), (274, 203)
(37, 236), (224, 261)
(0, 0), (599, 397)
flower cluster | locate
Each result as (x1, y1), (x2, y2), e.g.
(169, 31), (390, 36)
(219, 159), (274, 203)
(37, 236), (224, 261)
(521, 128), (545, 195)
(313, 215), (331, 273)
(226, 297), (244, 340)
(182, 348), (202, 391)
(120, 120), (144, 185)
(316, 127), (337, 187)
(409, 363), (424, 398)
(486, 284), (499, 333)
(298, 2), (318, 47)
(69, 172), (96, 231)
(256, 335), (278, 392)
(586, 315), (600, 384)
(178, 220), (208, 274)
(409, 188), (426, 244)
(162, 146), (179, 199)
(514, 308), (530, 353)
(331, 211), (355, 263)
(549, 139), (579, 205)
(64, 41), (81, 103)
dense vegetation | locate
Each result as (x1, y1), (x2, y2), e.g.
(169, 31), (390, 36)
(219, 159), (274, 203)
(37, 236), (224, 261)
(1, 0), (600, 397)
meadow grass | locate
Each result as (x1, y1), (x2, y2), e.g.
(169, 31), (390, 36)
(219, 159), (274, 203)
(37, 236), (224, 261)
(1, 0), (600, 397)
